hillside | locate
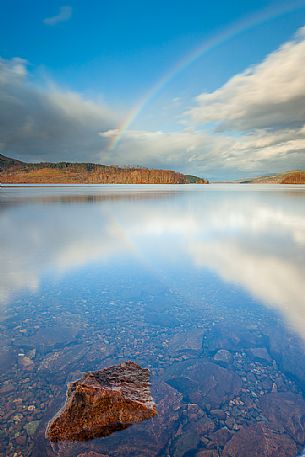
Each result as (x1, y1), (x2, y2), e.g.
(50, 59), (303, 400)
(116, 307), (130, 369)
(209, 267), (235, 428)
(240, 170), (305, 184)
(0, 154), (208, 184)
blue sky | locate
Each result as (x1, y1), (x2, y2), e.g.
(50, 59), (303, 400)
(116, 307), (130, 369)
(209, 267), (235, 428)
(1, 0), (305, 179)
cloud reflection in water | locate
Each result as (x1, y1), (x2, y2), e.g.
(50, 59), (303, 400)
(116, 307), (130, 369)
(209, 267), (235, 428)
(1, 185), (305, 338)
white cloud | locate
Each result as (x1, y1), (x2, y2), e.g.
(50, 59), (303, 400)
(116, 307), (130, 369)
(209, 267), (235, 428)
(188, 27), (305, 131)
(43, 6), (72, 26)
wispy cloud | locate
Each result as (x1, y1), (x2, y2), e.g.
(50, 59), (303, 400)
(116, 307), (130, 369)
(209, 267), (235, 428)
(100, 124), (305, 179)
(43, 6), (72, 26)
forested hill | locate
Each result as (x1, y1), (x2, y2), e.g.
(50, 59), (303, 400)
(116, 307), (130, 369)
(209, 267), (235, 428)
(239, 170), (305, 184)
(0, 154), (208, 184)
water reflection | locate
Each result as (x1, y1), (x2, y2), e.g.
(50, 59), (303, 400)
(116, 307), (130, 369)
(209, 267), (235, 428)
(188, 192), (305, 337)
(1, 185), (305, 338)
(1, 185), (305, 457)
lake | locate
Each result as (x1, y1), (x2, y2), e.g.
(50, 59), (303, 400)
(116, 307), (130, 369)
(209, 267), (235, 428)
(1, 184), (305, 457)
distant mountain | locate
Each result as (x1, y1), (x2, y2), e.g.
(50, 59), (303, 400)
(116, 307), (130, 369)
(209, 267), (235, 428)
(0, 154), (208, 184)
(239, 170), (305, 184)
(0, 154), (24, 170)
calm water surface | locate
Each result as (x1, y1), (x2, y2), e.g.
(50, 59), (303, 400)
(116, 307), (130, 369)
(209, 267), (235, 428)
(1, 184), (305, 457)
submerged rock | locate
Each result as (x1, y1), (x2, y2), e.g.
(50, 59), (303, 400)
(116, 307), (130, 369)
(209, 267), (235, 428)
(165, 359), (242, 408)
(259, 392), (305, 445)
(223, 423), (297, 457)
(46, 361), (157, 442)
(248, 347), (272, 363)
(25, 420), (40, 437)
(213, 349), (232, 365)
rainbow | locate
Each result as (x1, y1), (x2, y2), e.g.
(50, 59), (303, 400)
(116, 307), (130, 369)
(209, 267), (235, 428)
(109, 0), (305, 151)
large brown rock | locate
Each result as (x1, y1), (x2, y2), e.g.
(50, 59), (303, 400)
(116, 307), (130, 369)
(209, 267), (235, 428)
(223, 423), (297, 457)
(259, 392), (305, 444)
(46, 361), (157, 442)
(92, 380), (183, 457)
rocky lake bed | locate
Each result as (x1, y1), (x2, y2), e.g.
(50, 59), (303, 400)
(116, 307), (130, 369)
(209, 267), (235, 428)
(1, 184), (305, 456)
(1, 280), (305, 457)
